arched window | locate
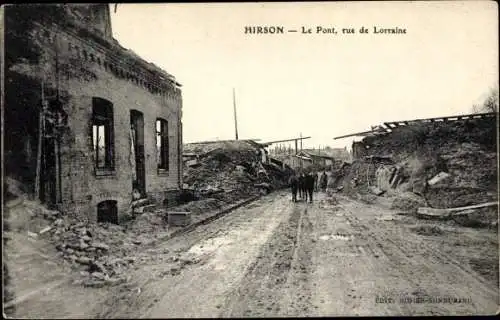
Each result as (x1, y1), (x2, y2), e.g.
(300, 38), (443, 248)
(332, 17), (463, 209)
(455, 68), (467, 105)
(156, 118), (169, 171)
(92, 98), (114, 171)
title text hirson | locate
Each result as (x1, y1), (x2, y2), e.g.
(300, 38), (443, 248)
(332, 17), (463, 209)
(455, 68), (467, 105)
(244, 26), (285, 34)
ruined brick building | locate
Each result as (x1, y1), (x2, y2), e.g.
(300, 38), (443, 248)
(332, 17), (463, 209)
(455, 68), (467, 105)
(4, 4), (183, 223)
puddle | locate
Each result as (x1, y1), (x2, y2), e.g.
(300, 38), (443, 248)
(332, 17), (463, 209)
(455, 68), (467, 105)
(319, 234), (353, 241)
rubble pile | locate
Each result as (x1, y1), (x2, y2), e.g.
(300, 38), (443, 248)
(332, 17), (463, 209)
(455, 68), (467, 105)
(183, 141), (291, 201)
(52, 221), (140, 287)
(174, 198), (225, 215)
(17, 201), (145, 288)
(332, 117), (498, 223)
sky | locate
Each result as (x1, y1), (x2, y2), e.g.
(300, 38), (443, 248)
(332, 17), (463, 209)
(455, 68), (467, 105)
(109, 1), (498, 150)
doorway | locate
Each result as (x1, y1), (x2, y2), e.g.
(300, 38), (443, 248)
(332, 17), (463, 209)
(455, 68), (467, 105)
(130, 110), (146, 198)
(40, 98), (64, 208)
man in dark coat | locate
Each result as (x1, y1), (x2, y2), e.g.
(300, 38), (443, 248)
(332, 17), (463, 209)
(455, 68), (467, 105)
(304, 172), (315, 203)
(298, 173), (305, 200)
(289, 173), (298, 202)
(313, 171), (319, 192)
(320, 171), (328, 192)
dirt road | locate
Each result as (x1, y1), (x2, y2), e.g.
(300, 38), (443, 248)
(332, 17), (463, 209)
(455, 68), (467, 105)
(93, 191), (498, 318)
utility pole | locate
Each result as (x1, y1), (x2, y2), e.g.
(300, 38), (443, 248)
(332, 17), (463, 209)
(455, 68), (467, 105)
(35, 81), (46, 201)
(300, 132), (303, 151)
(233, 88), (239, 140)
(55, 33), (62, 205)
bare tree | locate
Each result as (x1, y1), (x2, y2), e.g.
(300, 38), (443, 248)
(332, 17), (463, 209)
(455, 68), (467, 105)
(483, 86), (499, 113)
(473, 85), (499, 113)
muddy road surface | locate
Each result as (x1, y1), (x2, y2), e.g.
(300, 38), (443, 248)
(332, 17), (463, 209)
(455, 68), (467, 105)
(92, 191), (498, 318)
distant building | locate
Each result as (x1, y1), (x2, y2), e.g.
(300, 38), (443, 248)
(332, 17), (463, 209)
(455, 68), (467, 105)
(300, 150), (335, 167)
(4, 4), (183, 223)
(275, 150), (334, 170)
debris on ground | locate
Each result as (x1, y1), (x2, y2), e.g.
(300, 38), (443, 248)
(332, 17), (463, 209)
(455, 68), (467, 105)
(427, 172), (451, 186)
(410, 225), (444, 236)
(450, 205), (499, 229)
(416, 201), (498, 221)
(5, 190), (152, 288)
(4, 168), (269, 291)
(329, 116), (497, 227)
(182, 140), (292, 204)
(390, 192), (428, 213)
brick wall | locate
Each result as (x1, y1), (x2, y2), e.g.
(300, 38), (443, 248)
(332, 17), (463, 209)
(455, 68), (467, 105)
(6, 14), (183, 223)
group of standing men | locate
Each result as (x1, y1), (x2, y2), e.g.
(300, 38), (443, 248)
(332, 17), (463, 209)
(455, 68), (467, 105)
(289, 170), (328, 203)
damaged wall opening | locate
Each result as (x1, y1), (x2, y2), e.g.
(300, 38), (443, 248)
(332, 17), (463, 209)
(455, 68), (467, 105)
(92, 97), (114, 171)
(97, 200), (118, 224)
(156, 118), (169, 171)
(131, 110), (146, 197)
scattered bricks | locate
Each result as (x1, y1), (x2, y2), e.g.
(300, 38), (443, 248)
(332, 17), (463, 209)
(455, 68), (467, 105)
(133, 207), (145, 215)
(131, 198), (150, 209)
(111, 258), (125, 265)
(65, 248), (75, 255)
(83, 280), (106, 288)
(125, 257), (136, 263)
(91, 272), (107, 281)
(412, 178), (427, 196)
(81, 235), (92, 242)
(105, 277), (125, 286)
(53, 219), (64, 226)
(132, 240), (142, 245)
(67, 242), (81, 250)
(428, 171), (451, 186)
(76, 257), (92, 265)
(69, 254), (78, 261)
(73, 222), (85, 229)
(79, 241), (89, 250)
(28, 231), (38, 238)
(47, 209), (60, 216)
(170, 266), (181, 276)
(91, 261), (108, 274)
(91, 242), (110, 251)
(39, 226), (52, 234)
(80, 271), (90, 277)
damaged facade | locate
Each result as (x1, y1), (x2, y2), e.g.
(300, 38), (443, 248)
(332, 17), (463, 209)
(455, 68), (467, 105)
(4, 4), (183, 223)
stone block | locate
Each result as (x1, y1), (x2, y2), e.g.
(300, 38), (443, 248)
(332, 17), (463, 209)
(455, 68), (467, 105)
(167, 211), (191, 227)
